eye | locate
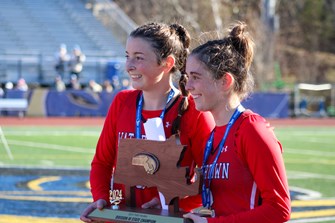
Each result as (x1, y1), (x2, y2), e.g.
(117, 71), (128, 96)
(191, 75), (199, 80)
(136, 56), (143, 61)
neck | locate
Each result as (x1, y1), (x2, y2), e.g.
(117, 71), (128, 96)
(212, 95), (241, 126)
(142, 84), (178, 110)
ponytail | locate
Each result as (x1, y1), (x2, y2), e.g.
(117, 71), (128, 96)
(171, 74), (189, 135)
(228, 21), (254, 71)
(169, 23), (191, 135)
(190, 21), (255, 100)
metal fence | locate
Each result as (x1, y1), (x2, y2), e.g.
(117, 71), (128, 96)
(0, 51), (126, 87)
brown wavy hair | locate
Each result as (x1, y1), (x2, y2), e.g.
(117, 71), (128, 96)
(190, 21), (255, 100)
(130, 22), (191, 134)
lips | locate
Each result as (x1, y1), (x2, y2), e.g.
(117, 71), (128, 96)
(191, 94), (200, 99)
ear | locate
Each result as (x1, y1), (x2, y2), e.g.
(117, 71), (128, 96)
(221, 72), (234, 91)
(163, 55), (175, 73)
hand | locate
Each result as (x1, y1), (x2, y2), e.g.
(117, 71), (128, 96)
(183, 213), (208, 223)
(80, 199), (107, 222)
(141, 197), (162, 209)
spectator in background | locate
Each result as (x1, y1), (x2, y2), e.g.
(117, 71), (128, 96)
(86, 79), (103, 101)
(121, 78), (132, 90)
(69, 75), (81, 90)
(69, 45), (86, 80)
(299, 97), (309, 116)
(54, 43), (70, 79)
(87, 80), (103, 93)
(5, 82), (13, 90)
(54, 75), (66, 92)
(318, 97), (327, 117)
(111, 75), (121, 90)
(0, 85), (4, 97)
(16, 78), (28, 91)
(102, 79), (114, 93)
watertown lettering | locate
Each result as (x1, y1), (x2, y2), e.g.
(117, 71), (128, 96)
(203, 162), (230, 180)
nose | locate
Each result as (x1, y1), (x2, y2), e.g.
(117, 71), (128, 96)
(126, 58), (135, 73)
(185, 78), (193, 91)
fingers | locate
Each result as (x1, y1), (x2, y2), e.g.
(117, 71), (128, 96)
(80, 199), (107, 222)
(96, 199), (107, 210)
(183, 213), (193, 219)
(183, 213), (195, 223)
(80, 204), (94, 222)
(183, 213), (207, 223)
(141, 197), (162, 209)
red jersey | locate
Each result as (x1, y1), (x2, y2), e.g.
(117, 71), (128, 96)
(204, 111), (291, 223)
(90, 89), (215, 208)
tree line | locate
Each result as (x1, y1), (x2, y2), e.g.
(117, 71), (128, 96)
(114, 0), (335, 90)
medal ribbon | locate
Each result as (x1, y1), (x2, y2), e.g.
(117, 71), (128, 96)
(135, 89), (175, 139)
(202, 104), (245, 208)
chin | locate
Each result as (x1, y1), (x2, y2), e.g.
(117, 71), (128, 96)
(131, 83), (142, 90)
(195, 104), (207, 112)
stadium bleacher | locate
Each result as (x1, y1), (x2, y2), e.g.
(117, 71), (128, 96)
(0, 0), (128, 86)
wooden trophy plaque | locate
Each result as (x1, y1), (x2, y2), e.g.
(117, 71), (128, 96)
(88, 135), (198, 223)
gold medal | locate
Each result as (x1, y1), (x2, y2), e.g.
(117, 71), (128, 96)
(191, 206), (215, 217)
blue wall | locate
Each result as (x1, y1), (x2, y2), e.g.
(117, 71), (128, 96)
(242, 92), (289, 118)
(45, 90), (118, 116)
(2, 90), (289, 118)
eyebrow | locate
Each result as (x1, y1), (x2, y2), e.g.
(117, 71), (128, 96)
(125, 51), (145, 55)
(188, 71), (202, 76)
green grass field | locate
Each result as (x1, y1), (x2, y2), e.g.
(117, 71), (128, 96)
(0, 126), (101, 168)
(1, 124), (335, 222)
(1, 125), (334, 198)
(276, 126), (335, 198)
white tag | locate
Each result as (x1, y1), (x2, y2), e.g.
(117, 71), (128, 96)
(143, 117), (166, 141)
(158, 192), (168, 210)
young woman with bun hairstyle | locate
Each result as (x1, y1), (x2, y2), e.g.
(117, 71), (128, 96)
(80, 22), (215, 222)
(183, 21), (290, 223)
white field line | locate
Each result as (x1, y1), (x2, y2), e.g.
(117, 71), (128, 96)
(303, 138), (335, 144)
(289, 216), (335, 223)
(281, 138), (335, 144)
(289, 186), (322, 200)
(0, 163), (90, 170)
(40, 160), (54, 166)
(285, 158), (335, 165)
(6, 139), (94, 154)
(285, 148), (335, 157)
(276, 130), (335, 136)
(3, 130), (99, 136)
(288, 171), (335, 180)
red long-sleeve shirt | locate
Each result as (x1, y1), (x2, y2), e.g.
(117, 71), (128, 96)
(205, 111), (291, 223)
(90, 89), (215, 209)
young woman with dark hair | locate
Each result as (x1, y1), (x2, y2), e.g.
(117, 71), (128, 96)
(80, 22), (215, 222)
(183, 22), (291, 223)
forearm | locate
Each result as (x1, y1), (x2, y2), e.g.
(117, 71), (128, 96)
(90, 161), (113, 203)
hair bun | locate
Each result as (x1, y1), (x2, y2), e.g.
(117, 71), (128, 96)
(170, 23), (191, 49)
(229, 22), (246, 40)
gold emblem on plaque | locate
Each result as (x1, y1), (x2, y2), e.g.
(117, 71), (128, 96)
(132, 152), (160, 174)
(109, 189), (123, 209)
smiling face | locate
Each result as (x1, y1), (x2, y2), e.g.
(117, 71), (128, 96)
(185, 55), (222, 112)
(125, 37), (168, 91)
